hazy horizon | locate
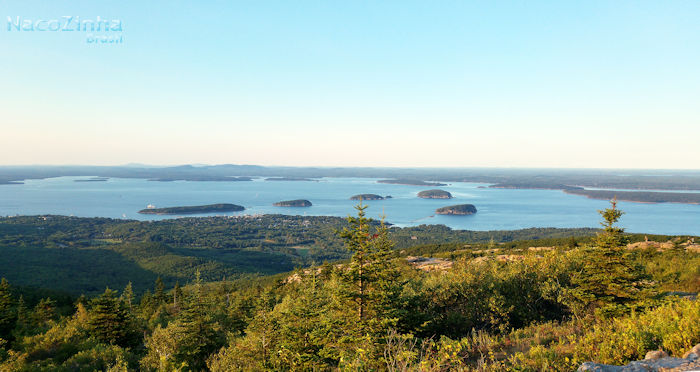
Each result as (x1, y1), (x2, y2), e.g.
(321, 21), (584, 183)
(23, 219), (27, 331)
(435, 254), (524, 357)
(3, 163), (700, 173)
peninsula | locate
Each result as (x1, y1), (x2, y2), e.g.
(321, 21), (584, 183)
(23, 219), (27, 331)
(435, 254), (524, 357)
(417, 189), (453, 199)
(273, 199), (313, 207)
(138, 203), (245, 215)
(435, 204), (477, 215)
(564, 189), (700, 204)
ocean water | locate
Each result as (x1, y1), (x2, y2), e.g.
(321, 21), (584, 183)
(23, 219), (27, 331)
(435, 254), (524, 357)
(0, 177), (698, 235)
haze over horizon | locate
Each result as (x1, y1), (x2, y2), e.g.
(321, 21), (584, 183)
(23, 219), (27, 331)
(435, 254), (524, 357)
(3, 1), (699, 168)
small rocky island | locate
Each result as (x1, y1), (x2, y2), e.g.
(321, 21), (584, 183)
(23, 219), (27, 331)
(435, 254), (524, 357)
(418, 189), (453, 199)
(350, 194), (387, 201)
(435, 204), (477, 215)
(138, 203), (245, 215)
(273, 199), (312, 207)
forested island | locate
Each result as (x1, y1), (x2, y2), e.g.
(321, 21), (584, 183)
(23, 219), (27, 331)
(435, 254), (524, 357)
(273, 199), (312, 207)
(417, 189), (453, 199)
(349, 194), (386, 200)
(435, 204), (477, 215)
(138, 203), (245, 215)
(378, 179), (447, 186)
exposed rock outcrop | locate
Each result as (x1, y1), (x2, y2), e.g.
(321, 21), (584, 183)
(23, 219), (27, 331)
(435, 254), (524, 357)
(578, 344), (700, 372)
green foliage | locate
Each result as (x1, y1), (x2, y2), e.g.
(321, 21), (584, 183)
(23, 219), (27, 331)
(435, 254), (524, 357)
(0, 214), (598, 296)
(0, 204), (697, 371)
(87, 289), (139, 347)
(0, 279), (17, 341)
(569, 200), (657, 317)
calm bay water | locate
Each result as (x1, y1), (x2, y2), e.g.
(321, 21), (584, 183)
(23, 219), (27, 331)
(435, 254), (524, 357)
(1, 177), (698, 235)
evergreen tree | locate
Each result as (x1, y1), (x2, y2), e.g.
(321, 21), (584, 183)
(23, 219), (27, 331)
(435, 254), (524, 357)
(32, 298), (56, 327)
(570, 199), (655, 317)
(173, 281), (182, 310)
(120, 282), (134, 310)
(0, 278), (17, 341)
(88, 288), (138, 347)
(173, 272), (223, 370)
(154, 277), (165, 304)
(336, 204), (402, 367)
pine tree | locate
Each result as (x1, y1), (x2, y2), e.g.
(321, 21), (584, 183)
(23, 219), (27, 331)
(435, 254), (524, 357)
(339, 204), (400, 327)
(154, 277), (165, 304)
(570, 199), (655, 317)
(335, 204), (402, 367)
(0, 278), (17, 341)
(120, 282), (134, 310)
(88, 288), (138, 347)
(173, 271), (223, 370)
(173, 281), (182, 309)
(31, 298), (56, 327)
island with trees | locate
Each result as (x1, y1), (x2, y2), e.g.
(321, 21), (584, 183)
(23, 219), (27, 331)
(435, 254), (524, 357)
(417, 189), (453, 199)
(349, 194), (387, 201)
(435, 204), (477, 215)
(377, 179), (447, 186)
(273, 199), (313, 207)
(138, 203), (245, 215)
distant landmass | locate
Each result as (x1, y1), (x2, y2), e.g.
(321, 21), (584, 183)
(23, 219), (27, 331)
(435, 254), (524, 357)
(265, 177), (316, 181)
(489, 183), (582, 191)
(273, 199), (313, 207)
(138, 203), (245, 215)
(149, 176), (252, 182)
(564, 189), (700, 204)
(74, 177), (109, 182)
(417, 189), (453, 199)
(350, 194), (387, 201)
(378, 179), (447, 186)
(2, 165), (700, 191)
(435, 204), (477, 215)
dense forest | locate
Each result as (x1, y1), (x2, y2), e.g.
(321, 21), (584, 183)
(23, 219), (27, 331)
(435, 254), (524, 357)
(0, 202), (698, 370)
(0, 214), (598, 296)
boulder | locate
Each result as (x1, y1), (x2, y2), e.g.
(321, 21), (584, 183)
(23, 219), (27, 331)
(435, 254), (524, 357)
(645, 350), (669, 360)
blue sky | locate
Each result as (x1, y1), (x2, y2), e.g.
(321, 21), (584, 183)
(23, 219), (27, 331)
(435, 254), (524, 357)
(2, 1), (699, 168)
